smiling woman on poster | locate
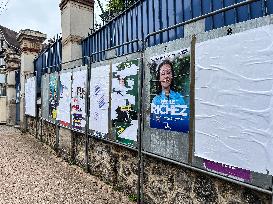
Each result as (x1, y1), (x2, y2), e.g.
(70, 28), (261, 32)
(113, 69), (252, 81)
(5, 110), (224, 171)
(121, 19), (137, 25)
(150, 59), (189, 133)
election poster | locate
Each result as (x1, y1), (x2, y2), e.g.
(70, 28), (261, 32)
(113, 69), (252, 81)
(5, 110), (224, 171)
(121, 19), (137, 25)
(57, 71), (72, 126)
(89, 65), (110, 136)
(195, 24), (273, 174)
(149, 49), (190, 133)
(71, 68), (87, 130)
(41, 74), (49, 119)
(25, 76), (36, 117)
(111, 59), (139, 146)
(49, 74), (58, 121)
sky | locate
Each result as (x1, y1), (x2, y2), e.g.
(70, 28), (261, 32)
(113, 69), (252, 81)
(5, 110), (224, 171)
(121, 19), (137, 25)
(0, 0), (108, 41)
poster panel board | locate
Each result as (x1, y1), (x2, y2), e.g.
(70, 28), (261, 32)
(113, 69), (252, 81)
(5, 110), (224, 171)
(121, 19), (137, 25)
(41, 74), (49, 119)
(149, 49), (190, 133)
(71, 66), (87, 130)
(111, 59), (139, 146)
(143, 40), (191, 162)
(89, 65), (110, 137)
(49, 73), (58, 121)
(195, 24), (273, 175)
(25, 76), (36, 117)
(57, 70), (72, 126)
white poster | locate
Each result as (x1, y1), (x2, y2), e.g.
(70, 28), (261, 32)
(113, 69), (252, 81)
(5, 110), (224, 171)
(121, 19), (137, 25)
(89, 65), (110, 135)
(111, 59), (139, 145)
(57, 71), (72, 125)
(71, 67), (87, 129)
(41, 74), (49, 119)
(195, 25), (273, 174)
(25, 76), (36, 117)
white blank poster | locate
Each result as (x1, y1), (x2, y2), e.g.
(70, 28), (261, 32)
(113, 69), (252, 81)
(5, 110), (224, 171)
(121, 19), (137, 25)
(25, 76), (36, 117)
(195, 25), (273, 174)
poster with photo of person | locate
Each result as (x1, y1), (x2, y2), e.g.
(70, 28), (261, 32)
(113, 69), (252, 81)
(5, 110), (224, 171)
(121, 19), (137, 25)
(149, 48), (190, 133)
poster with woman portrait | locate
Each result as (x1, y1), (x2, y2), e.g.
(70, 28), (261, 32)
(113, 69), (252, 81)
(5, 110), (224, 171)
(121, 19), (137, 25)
(149, 48), (190, 133)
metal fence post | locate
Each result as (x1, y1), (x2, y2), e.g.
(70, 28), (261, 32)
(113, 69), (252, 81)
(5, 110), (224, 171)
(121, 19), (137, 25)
(137, 40), (145, 204)
(85, 56), (91, 172)
(55, 66), (60, 150)
(40, 74), (44, 142)
(35, 71), (39, 139)
(188, 35), (196, 164)
(23, 74), (27, 132)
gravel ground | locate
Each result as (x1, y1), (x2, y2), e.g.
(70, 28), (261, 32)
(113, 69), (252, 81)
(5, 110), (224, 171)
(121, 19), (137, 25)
(0, 125), (134, 204)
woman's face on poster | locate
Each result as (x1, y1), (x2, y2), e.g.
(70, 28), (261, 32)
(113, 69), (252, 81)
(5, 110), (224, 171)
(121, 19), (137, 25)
(159, 63), (173, 89)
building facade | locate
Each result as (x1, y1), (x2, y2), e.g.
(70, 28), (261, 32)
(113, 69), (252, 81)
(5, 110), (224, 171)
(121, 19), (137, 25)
(0, 25), (20, 124)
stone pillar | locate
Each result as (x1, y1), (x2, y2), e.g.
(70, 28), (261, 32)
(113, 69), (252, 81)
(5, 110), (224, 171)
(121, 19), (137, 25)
(16, 30), (46, 130)
(59, 0), (94, 160)
(4, 48), (20, 125)
(60, 0), (94, 63)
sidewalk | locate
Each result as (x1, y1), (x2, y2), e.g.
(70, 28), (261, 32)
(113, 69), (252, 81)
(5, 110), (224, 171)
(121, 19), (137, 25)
(0, 125), (133, 204)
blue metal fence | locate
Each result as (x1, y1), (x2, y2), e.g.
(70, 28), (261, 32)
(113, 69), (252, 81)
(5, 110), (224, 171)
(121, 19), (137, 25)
(34, 37), (62, 94)
(33, 0), (273, 75)
(82, 0), (273, 61)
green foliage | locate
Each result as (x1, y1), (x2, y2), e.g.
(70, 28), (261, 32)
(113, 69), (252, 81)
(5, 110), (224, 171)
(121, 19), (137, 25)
(172, 55), (191, 103)
(106, 0), (125, 14)
(106, 0), (136, 15)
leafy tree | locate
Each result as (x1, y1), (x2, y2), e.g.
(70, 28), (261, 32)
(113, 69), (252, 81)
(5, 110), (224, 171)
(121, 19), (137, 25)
(106, 0), (125, 14)
(105, 0), (136, 15)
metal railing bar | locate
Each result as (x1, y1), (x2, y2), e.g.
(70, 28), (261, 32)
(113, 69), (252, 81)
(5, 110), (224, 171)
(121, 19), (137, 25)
(144, 0), (260, 44)
(39, 40), (140, 72)
(89, 39), (140, 56)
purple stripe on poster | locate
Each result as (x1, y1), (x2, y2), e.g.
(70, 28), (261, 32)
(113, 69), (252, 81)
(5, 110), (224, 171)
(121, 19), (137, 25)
(203, 159), (251, 182)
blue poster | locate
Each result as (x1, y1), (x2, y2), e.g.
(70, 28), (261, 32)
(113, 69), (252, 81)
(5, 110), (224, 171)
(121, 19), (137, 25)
(149, 48), (190, 133)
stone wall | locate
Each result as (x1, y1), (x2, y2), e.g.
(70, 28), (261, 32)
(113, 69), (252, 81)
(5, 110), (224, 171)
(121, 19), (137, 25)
(25, 117), (271, 204)
(143, 156), (271, 204)
(40, 120), (56, 149)
(73, 132), (85, 167)
(26, 116), (36, 136)
(7, 102), (16, 125)
(59, 127), (73, 161)
(88, 138), (138, 195)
